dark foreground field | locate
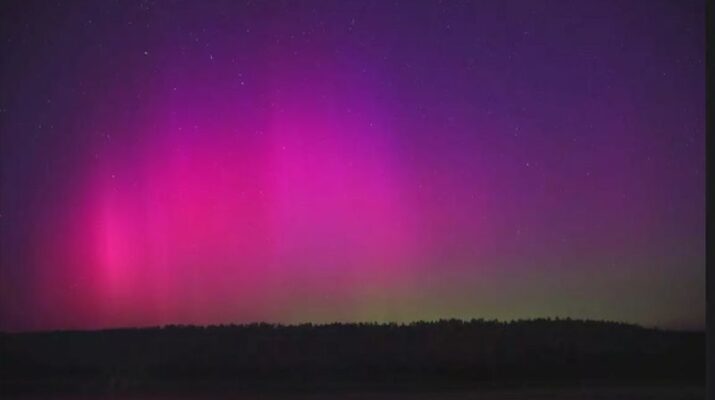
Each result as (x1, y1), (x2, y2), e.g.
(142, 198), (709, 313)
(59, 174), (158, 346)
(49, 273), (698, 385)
(0, 319), (704, 397)
(1, 384), (707, 400)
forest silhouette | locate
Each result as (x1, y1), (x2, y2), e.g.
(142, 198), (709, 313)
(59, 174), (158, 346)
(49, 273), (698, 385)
(0, 318), (703, 393)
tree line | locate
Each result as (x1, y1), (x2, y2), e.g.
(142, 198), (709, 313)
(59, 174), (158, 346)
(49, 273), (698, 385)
(0, 318), (704, 389)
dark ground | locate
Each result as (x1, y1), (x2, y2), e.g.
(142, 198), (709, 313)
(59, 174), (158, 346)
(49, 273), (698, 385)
(1, 383), (705, 399)
(0, 319), (704, 397)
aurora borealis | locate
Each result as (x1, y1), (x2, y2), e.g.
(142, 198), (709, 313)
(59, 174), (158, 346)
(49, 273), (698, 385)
(0, 0), (705, 331)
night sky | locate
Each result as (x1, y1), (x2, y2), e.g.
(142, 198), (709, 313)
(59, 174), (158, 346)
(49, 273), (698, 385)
(0, 0), (705, 331)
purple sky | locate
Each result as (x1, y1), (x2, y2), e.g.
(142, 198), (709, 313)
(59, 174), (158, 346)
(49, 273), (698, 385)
(0, 0), (705, 331)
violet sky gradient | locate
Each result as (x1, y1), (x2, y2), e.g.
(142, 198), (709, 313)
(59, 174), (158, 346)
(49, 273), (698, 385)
(0, 0), (705, 331)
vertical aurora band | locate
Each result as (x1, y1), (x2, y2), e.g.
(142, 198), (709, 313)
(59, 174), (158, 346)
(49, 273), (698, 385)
(0, 0), (705, 331)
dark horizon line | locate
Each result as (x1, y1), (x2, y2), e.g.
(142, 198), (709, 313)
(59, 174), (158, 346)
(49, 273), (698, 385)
(1, 316), (704, 335)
